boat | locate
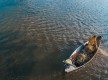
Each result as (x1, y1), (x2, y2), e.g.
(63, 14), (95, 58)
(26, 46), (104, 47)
(63, 36), (101, 73)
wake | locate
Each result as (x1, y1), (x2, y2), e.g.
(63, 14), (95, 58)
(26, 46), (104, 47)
(98, 47), (108, 57)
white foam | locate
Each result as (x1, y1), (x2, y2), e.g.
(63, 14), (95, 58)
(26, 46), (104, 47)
(98, 47), (108, 57)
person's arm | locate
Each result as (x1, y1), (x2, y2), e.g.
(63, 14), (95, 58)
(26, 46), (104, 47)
(70, 52), (80, 61)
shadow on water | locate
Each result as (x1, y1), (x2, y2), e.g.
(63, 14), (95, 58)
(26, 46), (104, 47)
(0, 31), (36, 80)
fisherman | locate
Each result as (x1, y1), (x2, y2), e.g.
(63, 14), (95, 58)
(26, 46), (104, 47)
(87, 35), (97, 52)
(64, 35), (101, 65)
(74, 35), (102, 66)
(88, 35), (102, 52)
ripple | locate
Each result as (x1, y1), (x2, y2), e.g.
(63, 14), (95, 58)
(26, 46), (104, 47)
(0, 0), (108, 80)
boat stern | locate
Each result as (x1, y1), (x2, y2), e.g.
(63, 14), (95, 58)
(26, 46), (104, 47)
(65, 65), (76, 72)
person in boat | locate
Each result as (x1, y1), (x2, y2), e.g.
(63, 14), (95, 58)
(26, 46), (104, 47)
(87, 35), (102, 52)
(65, 35), (101, 65)
(87, 35), (97, 52)
(74, 35), (101, 66)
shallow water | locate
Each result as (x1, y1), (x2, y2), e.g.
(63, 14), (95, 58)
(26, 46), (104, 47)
(0, 0), (108, 80)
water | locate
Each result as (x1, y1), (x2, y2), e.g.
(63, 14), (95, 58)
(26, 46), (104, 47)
(0, 0), (108, 80)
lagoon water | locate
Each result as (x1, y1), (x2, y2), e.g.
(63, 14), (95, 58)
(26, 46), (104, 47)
(0, 0), (108, 80)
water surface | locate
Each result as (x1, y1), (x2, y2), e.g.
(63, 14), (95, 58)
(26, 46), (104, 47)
(0, 0), (108, 80)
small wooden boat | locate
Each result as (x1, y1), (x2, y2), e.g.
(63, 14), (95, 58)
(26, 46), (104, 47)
(63, 36), (101, 73)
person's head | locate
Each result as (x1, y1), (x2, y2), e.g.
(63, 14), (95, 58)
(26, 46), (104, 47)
(96, 36), (102, 41)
